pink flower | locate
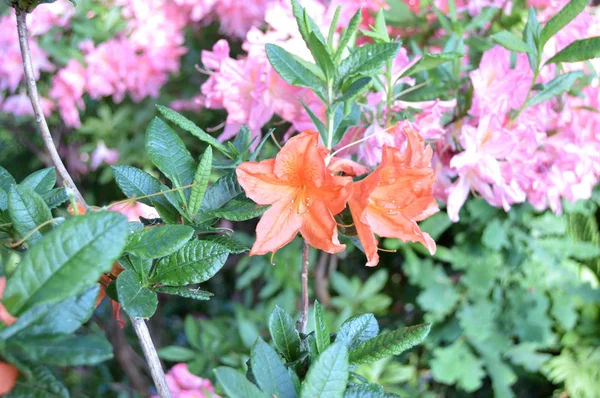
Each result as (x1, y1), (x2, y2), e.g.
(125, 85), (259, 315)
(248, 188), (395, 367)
(469, 46), (532, 118)
(152, 364), (219, 398)
(0, 16), (54, 94)
(28, 0), (75, 36)
(2, 93), (54, 117)
(90, 141), (120, 170)
(110, 201), (157, 222)
(214, 0), (273, 39)
(50, 59), (86, 128)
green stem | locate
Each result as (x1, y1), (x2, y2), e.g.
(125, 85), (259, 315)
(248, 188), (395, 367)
(385, 60), (394, 127)
(326, 81), (335, 149)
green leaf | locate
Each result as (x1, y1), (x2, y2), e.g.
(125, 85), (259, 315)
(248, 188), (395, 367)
(343, 383), (385, 398)
(154, 285), (213, 300)
(301, 342), (349, 398)
(0, 165), (16, 190)
(112, 165), (175, 211)
(117, 269), (158, 318)
(337, 43), (400, 83)
(400, 52), (462, 78)
(188, 146), (213, 217)
(349, 324), (430, 365)
(11, 334), (113, 366)
(373, 9), (390, 41)
(539, 0), (589, 47)
(252, 338), (298, 398)
(524, 7), (541, 71)
(491, 31), (531, 53)
(309, 32), (336, 81)
(5, 364), (68, 398)
(199, 171), (243, 212)
(269, 306), (301, 362)
(201, 197), (269, 222)
(146, 117), (196, 190)
(156, 105), (230, 156)
(158, 345), (198, 362)
(526, 71), (583, 108)
(3, 212), (127, 316)
(335, 314), (379, 351)
(128, 255), (152, 280)
(0, 286), (99, 341)
(482, 219), (509, 251)
(8, 185), (53, 244)
(291, 0), (310, 47)
(204, 235), (249, 254)
(266, 44), (326, 100)
(430, 340), (485, 392)
(335, 9), (362, 62)
(314, 301), (330, 354)
(20, 168), (56, 194)
(184, 315), (201, 349)
(300, 100), (327, 140)
(124, 225), (194, 259)
(40, 188), (68, 209)
(215, 367), (266, 398)
(546, 37), (600, 64)
(334, 77), (372, 104)
(150, 240), (229, 285)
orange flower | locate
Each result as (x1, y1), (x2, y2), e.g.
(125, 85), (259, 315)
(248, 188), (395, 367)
(237, 130), (353, 255)
(0, 277), (17, 326)
(349, 125), (438, 267)
(0, 362), (18, 395)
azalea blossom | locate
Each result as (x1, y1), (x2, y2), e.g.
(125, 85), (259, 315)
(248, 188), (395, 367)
(0, 277), (17, 326)
(349, 124), (438, 267)
(153, 363), (219, 398)
(237, 130), (353, 255)
(0, 361), (18, 395)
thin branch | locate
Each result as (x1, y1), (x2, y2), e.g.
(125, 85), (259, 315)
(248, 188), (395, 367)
(131, 317), (172, 398)
(15, 10), (171, 397)
(299, 241), (310, 334)
(15, 10), (84, 205)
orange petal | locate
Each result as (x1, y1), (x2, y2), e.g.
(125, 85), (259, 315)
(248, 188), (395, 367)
(274, 130), (326, 186)
(328, 157), (370, 177)
(112, 301), (125, 328)
(250, 201), (302, 256)
(67, 203), (87, 216)
(367, 209), (436, 255)
(393, 124), (432, 168)
(401, 196), (439, 222)
(0, 362), (18, 395)
(300, 201), (345, 254)
(349, 193), (379, 267)
(237, 159), (295, 205)
(311, 175), (353, 215)
(0, 277), (17, 326)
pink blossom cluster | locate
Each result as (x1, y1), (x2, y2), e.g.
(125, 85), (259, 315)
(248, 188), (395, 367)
(438, 7), (600, 220)
(200, 0), (364, 143)
(50, 0), (189, 128)
(152, 364), (219, 398)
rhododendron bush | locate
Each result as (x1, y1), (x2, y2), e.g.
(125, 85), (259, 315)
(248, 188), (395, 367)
(1, 0), (600, 397)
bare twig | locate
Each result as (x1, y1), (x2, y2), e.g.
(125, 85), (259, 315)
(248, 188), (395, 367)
(15, 10), (171, 397)
(299, 241), (310, 334)
(131, 317), (172, 398)
(15, 10), (84, 205)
